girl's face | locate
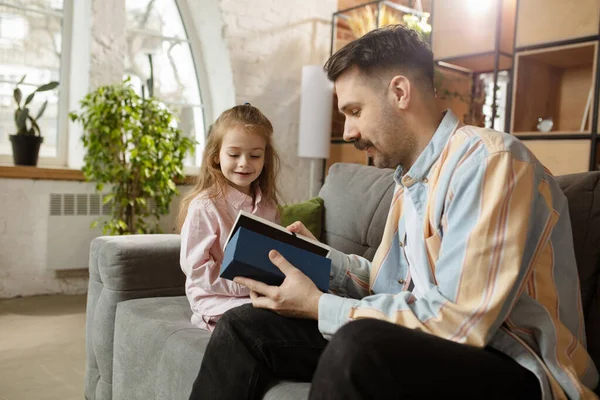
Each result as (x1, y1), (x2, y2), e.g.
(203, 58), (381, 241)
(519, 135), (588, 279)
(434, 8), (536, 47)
(217, 125), (267, 196)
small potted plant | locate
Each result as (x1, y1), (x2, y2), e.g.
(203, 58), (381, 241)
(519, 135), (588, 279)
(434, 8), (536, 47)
(10, 75), (59, 166)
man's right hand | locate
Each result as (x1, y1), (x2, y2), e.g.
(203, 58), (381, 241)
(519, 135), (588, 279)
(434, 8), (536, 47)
(286, 221), (318, 241)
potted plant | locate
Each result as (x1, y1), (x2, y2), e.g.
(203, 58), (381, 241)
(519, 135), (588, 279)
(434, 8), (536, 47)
(69, 79), (196, 235)
(10, 75), (59, 166)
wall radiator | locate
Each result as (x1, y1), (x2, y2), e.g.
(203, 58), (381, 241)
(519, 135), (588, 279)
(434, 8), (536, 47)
(47, 193), (108, 270)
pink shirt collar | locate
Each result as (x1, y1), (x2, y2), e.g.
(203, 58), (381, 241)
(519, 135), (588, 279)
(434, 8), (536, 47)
(223, 184), (264, 213)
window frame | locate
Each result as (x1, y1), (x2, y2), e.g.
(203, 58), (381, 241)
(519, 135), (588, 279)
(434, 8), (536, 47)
(0, 0), (73, 167)
(124, 0), (207, 169)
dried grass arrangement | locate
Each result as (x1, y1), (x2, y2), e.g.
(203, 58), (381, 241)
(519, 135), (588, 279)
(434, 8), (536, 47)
(345, 4), (431, 41)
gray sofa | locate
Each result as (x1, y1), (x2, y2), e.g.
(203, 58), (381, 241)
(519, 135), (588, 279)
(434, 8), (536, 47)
(85, 163), (600, 400)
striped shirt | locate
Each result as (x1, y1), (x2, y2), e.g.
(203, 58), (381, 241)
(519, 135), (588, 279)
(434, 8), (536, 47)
(318, 110), (599, 399)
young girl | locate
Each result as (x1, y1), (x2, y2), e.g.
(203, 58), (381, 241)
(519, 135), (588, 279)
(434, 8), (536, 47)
(178, 104), (281, 331)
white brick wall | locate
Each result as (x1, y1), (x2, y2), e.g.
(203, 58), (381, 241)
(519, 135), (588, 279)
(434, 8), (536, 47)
(0, 179), (94, 298)
(0, 0), (336, 298)
(220, 0), (335, 203)
(0, 179), (179, 298)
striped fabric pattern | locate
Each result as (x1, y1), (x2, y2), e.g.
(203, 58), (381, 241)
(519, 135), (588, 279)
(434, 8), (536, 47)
(318, 111), (599, 399)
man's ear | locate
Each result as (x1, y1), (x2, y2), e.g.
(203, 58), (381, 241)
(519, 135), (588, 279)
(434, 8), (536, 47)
(389, 75), (411, 110)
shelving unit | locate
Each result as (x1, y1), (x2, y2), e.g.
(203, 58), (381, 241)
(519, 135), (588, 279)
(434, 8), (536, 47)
(431, 0), (516, 131)
(434, 65), (473, 124)
(522, 140), (591, 176)
(510, 0), (600, 174)
(327, 0), (600, 175)
(432, 0), (516, 72)
(326, 0), (431, 174)
(511, 42), (598, 135)
(325, 141), (370, 174)
(515, 0), (600, 48)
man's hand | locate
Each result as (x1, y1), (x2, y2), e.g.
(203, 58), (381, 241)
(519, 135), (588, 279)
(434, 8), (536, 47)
(234, 250), (323, 320)
(286, 221), (318, 241)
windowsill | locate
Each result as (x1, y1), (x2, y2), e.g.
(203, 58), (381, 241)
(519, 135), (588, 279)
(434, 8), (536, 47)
(0, 165), (85, 181)
(0, 164), (196, 184)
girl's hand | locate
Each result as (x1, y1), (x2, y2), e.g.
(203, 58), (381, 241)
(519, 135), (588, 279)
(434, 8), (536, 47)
(286, 221), (318, 241)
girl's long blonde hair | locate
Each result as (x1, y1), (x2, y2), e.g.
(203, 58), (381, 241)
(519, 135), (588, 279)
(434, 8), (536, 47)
(178, 104), (281, 230)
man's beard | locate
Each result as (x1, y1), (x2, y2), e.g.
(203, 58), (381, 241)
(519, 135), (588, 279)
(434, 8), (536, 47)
(352, 113), (413, 170)
(352, 139), (394, 168)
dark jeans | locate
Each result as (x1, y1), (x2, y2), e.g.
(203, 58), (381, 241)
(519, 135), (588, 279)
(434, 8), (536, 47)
(189, 304), (541, 400)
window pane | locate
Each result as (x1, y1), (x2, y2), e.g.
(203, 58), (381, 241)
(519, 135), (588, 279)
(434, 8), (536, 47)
(0, 2), (62, 158)
(480, 71), (509, 130)
(125, 0), (206, 167)
(125, 35), (201, 105)
(170, 104), (205, 167)
(126, 0), (186, 38)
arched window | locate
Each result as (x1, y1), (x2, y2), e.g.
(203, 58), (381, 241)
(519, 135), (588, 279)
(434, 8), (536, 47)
(0, 0), (65, 162)
(125, 0), (205, 166)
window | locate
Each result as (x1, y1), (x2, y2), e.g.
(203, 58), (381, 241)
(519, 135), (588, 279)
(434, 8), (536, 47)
(480, 71), (509, 131)
(0, 0), (65, 162)
(125, 0), (205, 167)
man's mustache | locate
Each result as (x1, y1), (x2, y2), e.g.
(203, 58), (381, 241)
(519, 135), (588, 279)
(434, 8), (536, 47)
(353, 140), (373, 151)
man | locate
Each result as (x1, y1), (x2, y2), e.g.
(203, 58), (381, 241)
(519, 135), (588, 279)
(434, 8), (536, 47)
(190, 25), (599, 400)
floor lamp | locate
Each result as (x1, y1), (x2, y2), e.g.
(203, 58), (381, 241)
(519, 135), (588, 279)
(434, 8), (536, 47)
(298, 65), (333, 199)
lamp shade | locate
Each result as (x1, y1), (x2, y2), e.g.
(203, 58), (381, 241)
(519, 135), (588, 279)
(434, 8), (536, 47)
(298, 65), (333, 159)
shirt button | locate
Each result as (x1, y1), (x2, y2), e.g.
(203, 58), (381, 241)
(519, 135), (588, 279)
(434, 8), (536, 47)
(399, 241), (404, 247)
(398, 279), (405, 284)
(422, 177), (429, 184)
(401, 175), (412, 186)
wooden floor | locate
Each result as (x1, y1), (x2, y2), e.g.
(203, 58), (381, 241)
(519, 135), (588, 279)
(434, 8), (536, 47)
(0, 295), (86, 400)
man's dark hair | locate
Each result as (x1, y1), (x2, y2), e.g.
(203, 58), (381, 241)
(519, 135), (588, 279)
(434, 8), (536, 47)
(324, 24), (434, 91)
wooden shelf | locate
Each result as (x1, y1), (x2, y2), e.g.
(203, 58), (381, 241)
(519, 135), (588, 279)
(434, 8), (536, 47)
(0, 165), (85, 181)
(516, 0), (600, 48)
(432, 0), (516, 61)
(523, 140), (591, 176)
(511, 41), (598, 134)
(0, 165), (194, 184)
(438, 53), (513, 73)
(325, 142), (368, 175)
(515, 131), (592, 137)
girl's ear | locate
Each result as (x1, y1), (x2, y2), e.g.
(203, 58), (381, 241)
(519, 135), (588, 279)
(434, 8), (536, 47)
(214, 155), (220, 165)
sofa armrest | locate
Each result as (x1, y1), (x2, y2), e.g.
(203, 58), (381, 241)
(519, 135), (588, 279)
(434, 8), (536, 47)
(89, 234), (185, 293)
(85, 234), (185, 400)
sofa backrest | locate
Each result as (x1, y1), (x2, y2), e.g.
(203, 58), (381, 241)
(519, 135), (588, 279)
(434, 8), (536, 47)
(320, 163), (600, 374)
(319, 163), (395, 260)
(554, 172), (600, 373)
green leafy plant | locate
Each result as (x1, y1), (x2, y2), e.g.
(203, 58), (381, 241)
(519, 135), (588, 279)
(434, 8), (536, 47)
(14, 75), (59, 135)
(69, 79), (196, 235)
(402, 13), (431, 43)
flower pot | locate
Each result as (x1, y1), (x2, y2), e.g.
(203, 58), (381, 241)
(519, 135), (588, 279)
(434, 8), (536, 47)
(9, 134), (44, 166)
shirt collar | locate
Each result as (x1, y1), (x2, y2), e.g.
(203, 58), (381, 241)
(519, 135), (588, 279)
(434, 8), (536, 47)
(224, 184), (263, 209)
(393, 110), (460, 187)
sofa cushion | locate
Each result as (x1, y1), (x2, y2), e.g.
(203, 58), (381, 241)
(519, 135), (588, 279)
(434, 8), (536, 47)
(319, 164), (395, 260)
(113, 296), (206, 400)
(280, 197), (324, 239)
(113, 296), (311, 400)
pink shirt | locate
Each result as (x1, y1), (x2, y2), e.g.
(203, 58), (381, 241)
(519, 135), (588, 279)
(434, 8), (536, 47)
(180, 186), (279, 331)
